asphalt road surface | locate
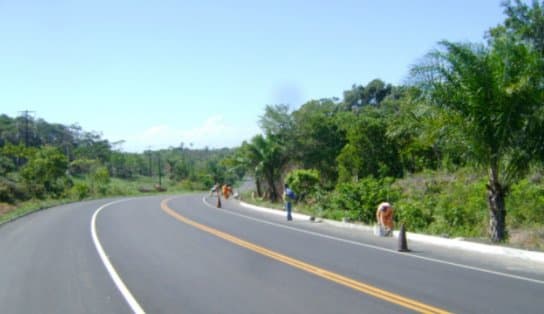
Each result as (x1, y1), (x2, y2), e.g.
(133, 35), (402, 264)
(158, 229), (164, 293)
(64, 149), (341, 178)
(1, 194), (544, 313)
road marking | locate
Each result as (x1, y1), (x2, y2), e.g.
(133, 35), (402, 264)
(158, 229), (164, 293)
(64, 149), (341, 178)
(91, 199), (145, 314)
(202, 197), (544, 285)
(162, 198), (450, 314)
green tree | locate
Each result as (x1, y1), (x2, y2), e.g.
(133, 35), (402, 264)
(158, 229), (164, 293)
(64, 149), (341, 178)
(285, 169), (321, 202)
(73, 132), (112, 164)
(89, 166), (110, 195)
(489, 0), (544, 55)
(342, 79), (393, 110)
(292, 99), (345, 185)
(259, 104), (294, 140)
(412, 39), (544, 241)
(336, 110), (403, 182)
(20, 146), (70, 198)
(241, 135), (288, 201)
(387, 87), (466, 172)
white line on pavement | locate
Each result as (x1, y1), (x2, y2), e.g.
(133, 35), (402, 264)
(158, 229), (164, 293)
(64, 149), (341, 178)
(91, 199), (146, 314)
(201, 196), (544, 285)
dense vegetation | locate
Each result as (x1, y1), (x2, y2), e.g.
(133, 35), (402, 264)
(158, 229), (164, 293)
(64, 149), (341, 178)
(229, 1), (544, 243)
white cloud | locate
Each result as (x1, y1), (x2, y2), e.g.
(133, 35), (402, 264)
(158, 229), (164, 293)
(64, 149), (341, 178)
(124, 115), (259, 152)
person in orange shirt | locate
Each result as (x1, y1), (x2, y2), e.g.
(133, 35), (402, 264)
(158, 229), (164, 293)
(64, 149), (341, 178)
(222, 184), (229, 199)
(227, 184), (233, 198)
(376, 202), (394, 236)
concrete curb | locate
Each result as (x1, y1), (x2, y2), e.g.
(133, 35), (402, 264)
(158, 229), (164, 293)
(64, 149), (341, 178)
(239, 201), (310, 220)
(239, 201), (544, 264)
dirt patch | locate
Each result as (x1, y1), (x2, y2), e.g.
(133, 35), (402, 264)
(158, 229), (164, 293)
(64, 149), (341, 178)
(509, 229), (544, 251)
(0, 203), (16, 216)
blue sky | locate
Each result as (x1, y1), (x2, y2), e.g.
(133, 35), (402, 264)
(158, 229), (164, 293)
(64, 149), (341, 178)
(1, 0), (506, 152)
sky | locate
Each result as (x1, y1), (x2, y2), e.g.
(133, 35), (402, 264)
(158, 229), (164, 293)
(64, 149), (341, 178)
(0, 0), (506, 152)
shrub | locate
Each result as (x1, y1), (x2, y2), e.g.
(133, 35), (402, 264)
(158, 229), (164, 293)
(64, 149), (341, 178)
(394, 200), (434, 231)
(71, 182), (90, 200)
(0, 178), (28, 203)
(324, 177), (400, 224)
(20, 146), (69, 198)
(89, 166), (110, 195)
(285, 169), (321, 202)
(508, 178), (544, 227)
(69, 159), (100, 176)
(178, 179), (207, 191)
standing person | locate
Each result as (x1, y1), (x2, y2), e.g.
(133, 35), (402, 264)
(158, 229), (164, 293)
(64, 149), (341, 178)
(283, 184), (295, 221)
(210, 183), (219, 196)
(376, 202), (394, 236)
(222, 184), (229, 199)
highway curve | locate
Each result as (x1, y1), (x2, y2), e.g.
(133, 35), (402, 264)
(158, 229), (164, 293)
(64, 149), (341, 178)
(1, 194), (544, 313)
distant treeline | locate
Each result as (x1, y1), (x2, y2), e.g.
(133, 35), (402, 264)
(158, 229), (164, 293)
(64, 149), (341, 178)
(0, 113), (241, 203)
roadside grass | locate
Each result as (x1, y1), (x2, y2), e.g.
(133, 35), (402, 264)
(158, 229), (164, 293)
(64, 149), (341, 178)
(0, 176), (205, 226)
(0, 198), (77, 225)
(240, 167), (544, 251)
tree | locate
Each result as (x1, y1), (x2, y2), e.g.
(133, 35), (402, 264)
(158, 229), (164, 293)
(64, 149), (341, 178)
(291, 99), (345, 185)
(342, 79), (392, 110)
(259, 104), (294, 140)
(241, 135), (288, 201)
(386, 87), (465, 172)
(336, 109), (403, 182)
(89, 166), (110, 195)
(285, 169), (321, 202)
(73, 131), (112, 163)
(412, 39), (544, 241)
(20, 146), (70, 198)
(489, 0), (544, 56)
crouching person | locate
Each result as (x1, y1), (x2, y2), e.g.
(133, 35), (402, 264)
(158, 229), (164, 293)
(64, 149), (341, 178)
(376, 202), (394, 236)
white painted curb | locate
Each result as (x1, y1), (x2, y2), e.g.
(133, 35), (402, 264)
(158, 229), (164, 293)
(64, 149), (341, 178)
(239, 201), (544, 264)
(239, 201), (309, 220)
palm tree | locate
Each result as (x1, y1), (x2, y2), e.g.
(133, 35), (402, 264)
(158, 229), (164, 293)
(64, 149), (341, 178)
(412, 39), (544, 241)
(241, 134), (288, 202)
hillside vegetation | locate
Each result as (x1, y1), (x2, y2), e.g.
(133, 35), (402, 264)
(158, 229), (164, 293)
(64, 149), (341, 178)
(226, 1), (544, 245)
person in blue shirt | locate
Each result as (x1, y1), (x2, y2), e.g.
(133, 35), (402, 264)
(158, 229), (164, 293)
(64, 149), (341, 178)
(283, 184), (296, 221)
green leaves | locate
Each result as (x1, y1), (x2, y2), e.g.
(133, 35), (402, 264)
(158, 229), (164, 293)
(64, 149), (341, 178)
(285, 169), (321, 201)
(20, 146), (69, 198)
(413, 38), (543, 184)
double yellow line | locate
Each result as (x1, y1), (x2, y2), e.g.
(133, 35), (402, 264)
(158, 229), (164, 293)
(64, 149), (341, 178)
(161, 198), (451, 314)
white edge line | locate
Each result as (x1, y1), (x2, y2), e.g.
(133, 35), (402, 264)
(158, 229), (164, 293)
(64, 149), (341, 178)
(240, 200), (544, 263)
(91, 199), (146, 314)
(200, 196), (544, 285)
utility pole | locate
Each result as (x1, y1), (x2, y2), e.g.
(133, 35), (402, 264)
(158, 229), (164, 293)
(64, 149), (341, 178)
(146, 147), (153, 177)
(18, 110), (35, 146)
(157, 152), (162, 187)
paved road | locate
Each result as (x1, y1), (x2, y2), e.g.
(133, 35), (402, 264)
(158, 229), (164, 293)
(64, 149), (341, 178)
(1, 194), (544, 313)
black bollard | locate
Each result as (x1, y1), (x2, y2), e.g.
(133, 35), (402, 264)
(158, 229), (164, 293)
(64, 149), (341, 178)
(398, 224), (410, 252)
(217, 195), (222, 208)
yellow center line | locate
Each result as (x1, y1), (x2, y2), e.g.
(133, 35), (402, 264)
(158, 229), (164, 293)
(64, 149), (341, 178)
(161, 198), (452, 314)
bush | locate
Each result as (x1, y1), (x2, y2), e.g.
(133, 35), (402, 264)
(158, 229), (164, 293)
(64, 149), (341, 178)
(394, 169), (487, 237)
(69, 159), (100, 176)
(394, 200), (434, 231)
(508, 178), (544, 227)
(89, 166), (110, 195)
(20, 146), (69, 198)
(177, 179), (207, 191)
(324, 177), (400, 224)
(71, 182), (90, 200)
(0, 178), (27, 203)
(285, 169), (321, 202)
